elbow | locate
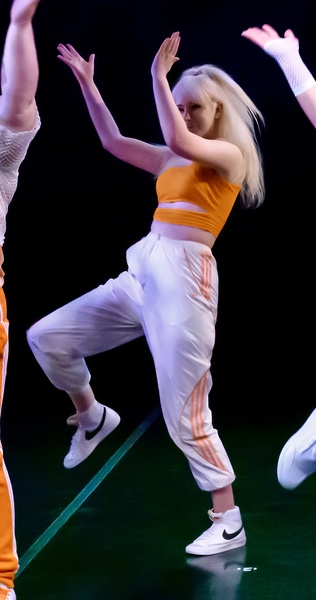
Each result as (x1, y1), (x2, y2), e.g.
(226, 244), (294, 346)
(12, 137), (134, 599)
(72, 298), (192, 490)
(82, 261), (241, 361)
(100, 132), (121, 154)
(167, 134), (184, 155)
(166, 131), (191, 157)
(101, 139), (111, 152)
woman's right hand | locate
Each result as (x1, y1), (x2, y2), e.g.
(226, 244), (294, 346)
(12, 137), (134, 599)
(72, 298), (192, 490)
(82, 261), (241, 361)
(57, 43), (95, 87)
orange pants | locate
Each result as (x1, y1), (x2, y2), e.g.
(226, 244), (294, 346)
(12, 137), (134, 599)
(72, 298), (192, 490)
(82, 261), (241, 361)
(0, 287), (18, 589)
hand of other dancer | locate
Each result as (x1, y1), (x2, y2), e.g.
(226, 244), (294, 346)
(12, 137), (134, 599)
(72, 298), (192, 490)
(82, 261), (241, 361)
(241, 24), (299, 51)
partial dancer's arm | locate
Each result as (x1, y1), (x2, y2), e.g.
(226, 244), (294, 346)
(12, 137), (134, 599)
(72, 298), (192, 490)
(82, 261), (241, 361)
(241, 24), (316, 128)
(0, 0), (40, 132)
(57, 43), (168, 175)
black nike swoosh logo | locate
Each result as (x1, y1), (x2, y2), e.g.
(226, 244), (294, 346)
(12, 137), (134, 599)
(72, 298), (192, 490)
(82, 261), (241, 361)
(222, 525), (244, 540)
(85, 407), (106, 441)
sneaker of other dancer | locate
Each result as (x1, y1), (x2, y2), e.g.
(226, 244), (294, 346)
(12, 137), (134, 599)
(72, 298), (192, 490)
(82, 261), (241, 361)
(63, 404), (121, 468)
(277, 409), (316, 489)
(185, 506), (246, 556)
(0, 584), (16, 600)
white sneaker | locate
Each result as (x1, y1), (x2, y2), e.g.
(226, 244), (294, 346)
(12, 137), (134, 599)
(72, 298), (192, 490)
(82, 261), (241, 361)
(277, 409), (316, 489)
(185, 506), (246, 556)
(63, 405), (120, 469)
(0, 584), (16, 600)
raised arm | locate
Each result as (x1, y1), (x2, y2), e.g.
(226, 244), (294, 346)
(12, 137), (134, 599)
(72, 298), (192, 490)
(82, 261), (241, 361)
(57, 43), (168, 175)
(0, 0), (40, 132)
(241, 24), (316, 128)
(150, 32), (243, 177)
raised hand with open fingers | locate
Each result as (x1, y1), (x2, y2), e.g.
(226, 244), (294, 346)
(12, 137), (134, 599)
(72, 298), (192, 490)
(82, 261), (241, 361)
(241, 24), (299, 51)
(151, 31), (181, 79)
(57, 43), (95, 87)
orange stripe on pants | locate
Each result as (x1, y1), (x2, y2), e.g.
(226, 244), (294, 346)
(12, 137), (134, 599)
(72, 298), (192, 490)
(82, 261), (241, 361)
(0, 287), (18, 589)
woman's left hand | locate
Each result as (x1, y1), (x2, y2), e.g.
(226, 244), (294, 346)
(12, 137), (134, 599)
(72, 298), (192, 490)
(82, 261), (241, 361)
(151, 31), (180, 79)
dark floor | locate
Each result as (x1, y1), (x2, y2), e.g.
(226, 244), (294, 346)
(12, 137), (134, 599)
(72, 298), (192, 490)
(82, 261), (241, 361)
(2, 393), (316, 600)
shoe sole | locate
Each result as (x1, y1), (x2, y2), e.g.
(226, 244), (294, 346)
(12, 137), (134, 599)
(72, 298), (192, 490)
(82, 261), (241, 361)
(185, 533), (246, 556)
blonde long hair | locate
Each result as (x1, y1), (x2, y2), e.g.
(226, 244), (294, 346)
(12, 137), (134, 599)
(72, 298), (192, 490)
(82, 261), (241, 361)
(172, 65), (265, 207)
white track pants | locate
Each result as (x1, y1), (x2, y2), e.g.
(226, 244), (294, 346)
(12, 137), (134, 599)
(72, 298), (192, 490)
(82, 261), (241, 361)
(27, 233), (235, 491)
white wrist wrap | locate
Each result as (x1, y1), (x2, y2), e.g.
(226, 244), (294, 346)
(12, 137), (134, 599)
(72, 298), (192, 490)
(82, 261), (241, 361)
(264, 38), (316, 96)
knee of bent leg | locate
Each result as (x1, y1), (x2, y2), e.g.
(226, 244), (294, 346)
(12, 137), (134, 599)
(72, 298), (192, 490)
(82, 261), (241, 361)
(26, 321), (38, 348)
(26, 319), (55, 354)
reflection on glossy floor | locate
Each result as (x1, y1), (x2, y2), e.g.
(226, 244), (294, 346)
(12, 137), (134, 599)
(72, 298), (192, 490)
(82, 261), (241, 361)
(3, 400), (316, 600)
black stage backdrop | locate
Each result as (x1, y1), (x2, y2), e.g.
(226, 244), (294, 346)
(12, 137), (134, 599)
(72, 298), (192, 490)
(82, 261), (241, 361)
(1, 0), (315, 427)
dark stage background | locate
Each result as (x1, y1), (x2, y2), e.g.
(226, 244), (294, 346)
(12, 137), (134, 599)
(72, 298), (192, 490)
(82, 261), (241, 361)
(1, 0), (315, 436)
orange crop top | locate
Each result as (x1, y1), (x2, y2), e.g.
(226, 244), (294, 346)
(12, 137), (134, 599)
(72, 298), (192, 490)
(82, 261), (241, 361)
(153, 162), (241, 237)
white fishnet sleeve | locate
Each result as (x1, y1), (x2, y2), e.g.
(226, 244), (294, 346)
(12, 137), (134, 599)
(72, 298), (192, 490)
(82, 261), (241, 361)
(264, 38), (316, 97)
(0, 108), (41, 245)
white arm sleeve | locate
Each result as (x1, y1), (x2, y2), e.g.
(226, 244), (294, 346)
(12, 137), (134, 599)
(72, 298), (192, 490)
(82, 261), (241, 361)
(264, 38), (316, 96)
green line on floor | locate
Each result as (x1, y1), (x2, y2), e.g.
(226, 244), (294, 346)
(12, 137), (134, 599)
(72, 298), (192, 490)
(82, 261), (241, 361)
(16, 404), (161, 576)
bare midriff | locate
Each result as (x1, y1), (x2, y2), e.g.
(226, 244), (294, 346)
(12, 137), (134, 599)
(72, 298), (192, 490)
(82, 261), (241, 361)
(151, 201), (216, 248)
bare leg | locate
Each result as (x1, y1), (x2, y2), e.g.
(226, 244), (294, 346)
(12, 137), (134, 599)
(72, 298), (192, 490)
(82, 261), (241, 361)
(68, 384), (96, 413)
(0, 0), (40, 131)
(186, 484), (245, 555)
(211, 484), (235, 513)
